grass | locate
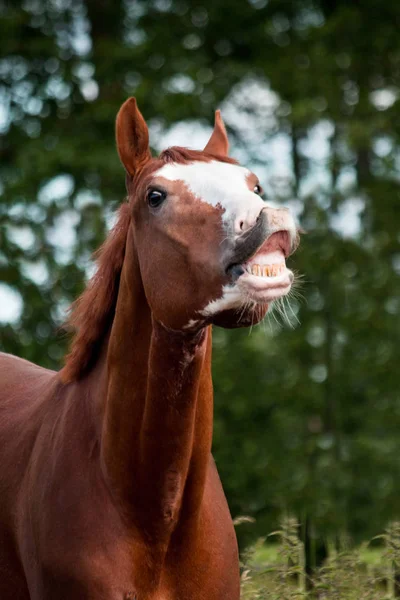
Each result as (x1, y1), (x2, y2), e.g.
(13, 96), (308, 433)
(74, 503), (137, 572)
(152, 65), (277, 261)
(238, 517), (400, 599)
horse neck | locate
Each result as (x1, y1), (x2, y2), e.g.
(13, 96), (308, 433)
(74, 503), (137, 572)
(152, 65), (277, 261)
(100, 225), (213, 542)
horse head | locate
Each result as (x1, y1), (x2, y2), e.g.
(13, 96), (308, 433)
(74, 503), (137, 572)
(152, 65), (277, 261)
(116, 97), (299, 332)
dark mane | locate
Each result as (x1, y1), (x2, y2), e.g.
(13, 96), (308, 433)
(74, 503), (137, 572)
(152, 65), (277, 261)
(61, 203), (131, 383)
(61, 147), (237, 383)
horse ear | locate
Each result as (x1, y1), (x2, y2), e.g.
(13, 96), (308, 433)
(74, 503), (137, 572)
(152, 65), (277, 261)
(116, 97), (152, 178)
(203, 110), (229, 156)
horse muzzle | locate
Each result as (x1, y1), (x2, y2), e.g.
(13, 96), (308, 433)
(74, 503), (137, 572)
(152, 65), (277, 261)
(223, 207), (299, 282)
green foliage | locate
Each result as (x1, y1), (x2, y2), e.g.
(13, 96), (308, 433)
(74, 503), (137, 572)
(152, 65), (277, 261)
(240, 518), (400, 599)
(1, 0), (400, 560)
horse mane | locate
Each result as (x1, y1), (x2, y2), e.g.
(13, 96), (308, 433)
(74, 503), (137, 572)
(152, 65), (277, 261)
(61, 202), (131, 383)
(61, 147), (237, 383)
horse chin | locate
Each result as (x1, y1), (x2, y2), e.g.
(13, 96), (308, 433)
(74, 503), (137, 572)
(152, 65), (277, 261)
(206, 266), (293, 329)
(212, 304), (269, 329)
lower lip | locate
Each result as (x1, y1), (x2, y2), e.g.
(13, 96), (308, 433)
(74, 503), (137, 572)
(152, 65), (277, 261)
(236, 268), (293, 302)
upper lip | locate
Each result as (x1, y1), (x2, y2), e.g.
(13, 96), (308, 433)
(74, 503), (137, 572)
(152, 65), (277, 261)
(223, 209), (296, 276)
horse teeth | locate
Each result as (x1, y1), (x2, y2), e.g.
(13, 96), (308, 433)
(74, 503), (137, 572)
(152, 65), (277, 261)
(248, 262), (285, 277)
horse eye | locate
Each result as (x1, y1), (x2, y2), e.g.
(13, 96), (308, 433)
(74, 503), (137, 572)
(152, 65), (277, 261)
(254, 184), (263, 196)
(147, 189), (167, 209)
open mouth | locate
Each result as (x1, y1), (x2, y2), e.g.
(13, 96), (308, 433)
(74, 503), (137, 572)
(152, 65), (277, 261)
(228, 231), (294, 302)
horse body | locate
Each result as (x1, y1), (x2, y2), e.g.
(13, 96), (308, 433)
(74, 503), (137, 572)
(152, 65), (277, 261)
(0, 98), (299, 598)
(0, 341), (237, 599)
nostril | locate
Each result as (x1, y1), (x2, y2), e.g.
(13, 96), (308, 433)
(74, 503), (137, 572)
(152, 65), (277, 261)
(234, 215), (257, 234)
(234, 218), (246, 234)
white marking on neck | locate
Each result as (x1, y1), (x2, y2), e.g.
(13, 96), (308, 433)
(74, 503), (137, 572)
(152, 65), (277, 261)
(200, 285), (244, 316)
(183, 318), (201, 330)
(155, 160), (266, 229)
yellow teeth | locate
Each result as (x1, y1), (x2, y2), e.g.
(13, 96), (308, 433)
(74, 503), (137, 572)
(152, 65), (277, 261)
(248, 263), (285, 277)
(251, 264), (262, 276)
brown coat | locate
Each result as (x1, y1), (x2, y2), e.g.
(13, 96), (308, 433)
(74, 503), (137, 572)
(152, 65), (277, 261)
(0, 98), (298, 599)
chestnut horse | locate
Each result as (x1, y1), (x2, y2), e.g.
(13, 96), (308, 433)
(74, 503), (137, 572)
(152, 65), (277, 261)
(0, 98), (298, 600)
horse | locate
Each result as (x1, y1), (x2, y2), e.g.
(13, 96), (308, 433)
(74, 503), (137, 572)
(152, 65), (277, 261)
(0, 97), (299, 600)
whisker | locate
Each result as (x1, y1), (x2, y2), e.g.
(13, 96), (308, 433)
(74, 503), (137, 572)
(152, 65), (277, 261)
(219, 235), (231, 247)
(286, 296), (301, 325)
(268, 301), (282, 330)
(238, 298), (250, 323)
(275, 298), (287, 326)
(249, 300), (257, 335)
(283, 295), (298, 327)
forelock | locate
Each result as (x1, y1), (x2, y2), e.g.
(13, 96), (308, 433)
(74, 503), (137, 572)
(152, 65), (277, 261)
(159, 146), (238, 166)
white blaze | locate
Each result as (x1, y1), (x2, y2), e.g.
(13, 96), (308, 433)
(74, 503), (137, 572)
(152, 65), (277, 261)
(155, 160), (266, 230)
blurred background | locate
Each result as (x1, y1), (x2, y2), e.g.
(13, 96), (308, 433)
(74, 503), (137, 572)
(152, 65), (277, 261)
(1, 0), (399, 567)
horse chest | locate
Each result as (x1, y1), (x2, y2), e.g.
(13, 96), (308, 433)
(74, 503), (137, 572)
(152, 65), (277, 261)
(19, 463), (239, 600)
